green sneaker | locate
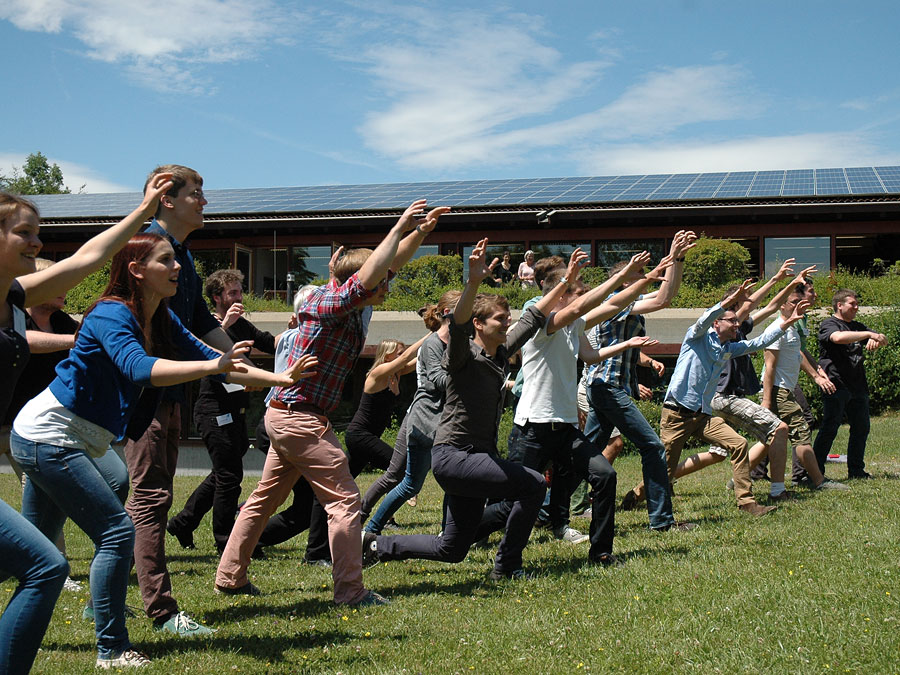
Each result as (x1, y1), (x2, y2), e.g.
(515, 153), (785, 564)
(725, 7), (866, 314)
(155, 611), (216, 636)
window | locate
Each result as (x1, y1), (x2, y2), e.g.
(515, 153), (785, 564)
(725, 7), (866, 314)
(595, 239), (666, 271)
(764, 237), (830, 277)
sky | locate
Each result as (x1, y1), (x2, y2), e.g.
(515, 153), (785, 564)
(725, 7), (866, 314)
(2, 0), (900, 194)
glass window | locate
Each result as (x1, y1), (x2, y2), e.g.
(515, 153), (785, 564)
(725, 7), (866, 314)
(764, 237), (831, 277)
(595, 239), (666, 271)
(192, 249), (232, 281)
(292, 245), (334, 284)
(461, 243), (527, 284)
(254, 247), (290, 297)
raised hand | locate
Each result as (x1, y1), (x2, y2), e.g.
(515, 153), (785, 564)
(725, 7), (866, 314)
(415, 206), (451, 235)
(645, 254), (674, 282)
(722, 278), (756, 309)
(397, 199), (429, 233)
(625, 335), (659, 350)
(468, 238), (491, 283)
(220, 302), (244, 329)
(328, 245), (345, 281)
(774, 258), (796, 281)
(140, 172), (174, 212)
(621, 251), (651, 282)
(565, 247), (590, 282)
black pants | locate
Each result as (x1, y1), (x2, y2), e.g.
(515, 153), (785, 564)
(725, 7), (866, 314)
(170, 405), (247, 550)
(376, 444), (546, 574)
(476, 422), (616, 562)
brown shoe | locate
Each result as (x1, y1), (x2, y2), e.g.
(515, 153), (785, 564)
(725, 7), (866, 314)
(768, 491), (796, 502)
(739, 502), (777, 516)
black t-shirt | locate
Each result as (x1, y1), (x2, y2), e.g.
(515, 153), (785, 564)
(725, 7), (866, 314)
(497, 265), (514, 285)
(195, 315), (276, 414)
(0, 281), (31, 422)
(716, 317), (761, 397)
(4, 309), (79, 425)
(818, 316), (869, 393)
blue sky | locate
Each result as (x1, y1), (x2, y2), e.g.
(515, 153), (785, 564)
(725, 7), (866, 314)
(2, 1), (900, 193)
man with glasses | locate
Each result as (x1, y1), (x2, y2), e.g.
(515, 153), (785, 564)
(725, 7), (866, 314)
(626, 281), (808, 517)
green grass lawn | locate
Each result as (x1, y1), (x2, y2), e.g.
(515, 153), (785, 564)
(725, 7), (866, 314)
(8, 415), (900, 673)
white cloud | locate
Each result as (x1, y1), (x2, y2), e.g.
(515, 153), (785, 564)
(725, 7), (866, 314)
(0, 0), (299, 93)
(0, 153), (132, 193)
(576, 132), (900, 175)
(353, 7), (613, 167)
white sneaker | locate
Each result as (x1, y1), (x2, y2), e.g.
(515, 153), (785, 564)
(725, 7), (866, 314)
(63, 576), (83, 592)
(553, 526), (589, 544)
(96, 648), (151, 668)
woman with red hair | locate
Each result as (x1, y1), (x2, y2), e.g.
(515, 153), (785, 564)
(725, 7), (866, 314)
(10, 231), (315, 669)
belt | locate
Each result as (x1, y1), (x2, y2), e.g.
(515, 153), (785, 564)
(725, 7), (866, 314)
(526, 421), (572, 432)
(663, 402), (699, 415)
(269, 399), (325, 416)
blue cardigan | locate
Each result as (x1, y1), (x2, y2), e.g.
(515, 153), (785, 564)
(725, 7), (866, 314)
(49, 300), (223, 440)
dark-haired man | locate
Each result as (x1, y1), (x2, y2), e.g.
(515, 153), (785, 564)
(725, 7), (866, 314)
(812, 289), (887, 479)
(167, 269), (277, 554)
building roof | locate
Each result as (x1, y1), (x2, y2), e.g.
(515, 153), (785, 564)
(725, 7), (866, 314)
(28, 166), (900, 221)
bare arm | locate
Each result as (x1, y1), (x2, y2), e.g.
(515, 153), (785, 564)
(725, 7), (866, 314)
(389, 205), (451, 274)
(738, 258), (796, 321)
(26, 330), (75, 354)
(762, 349), (777, 410)
(751, 265), (816, 324)
(20, 173), (174, 307)
(358, 201), (427, 289)
(579, 334), (657, 365)
(366, 334), (429, 390)
(632, 230), (697, 314)
(829, 330), (887, 346)
(583, 254), (673, 330)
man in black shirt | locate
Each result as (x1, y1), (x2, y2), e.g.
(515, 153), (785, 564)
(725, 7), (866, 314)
(813, 289), (887, 479)
(168, 269), (277, 553)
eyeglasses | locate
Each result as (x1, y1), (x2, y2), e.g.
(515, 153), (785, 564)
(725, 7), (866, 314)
(187, 189), (206, 200)
(718, 317), (740, 324)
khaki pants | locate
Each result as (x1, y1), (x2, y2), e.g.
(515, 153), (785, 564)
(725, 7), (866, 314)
(633, 407), (754, 507)
(216, 406), (367, 605)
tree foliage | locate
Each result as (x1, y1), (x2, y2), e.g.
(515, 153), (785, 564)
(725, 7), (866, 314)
(1, 152), (73, 195)
(681, 235), (750, 290)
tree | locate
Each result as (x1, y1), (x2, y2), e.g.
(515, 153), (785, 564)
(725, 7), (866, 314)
(0, 152), (72, 194)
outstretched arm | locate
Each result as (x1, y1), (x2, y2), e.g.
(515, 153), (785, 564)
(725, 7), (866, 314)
(390, 206), (451, 272)
(579, 334), (658, 365)
(751, 265), (816, 325)
(366, 334), (429, 389)
(453, 238), (491, 325)
(583, 254), (674, 330)
(632, 230), (697, 313)
(20, 173), (174, 307)
(737, 258), (795, 321)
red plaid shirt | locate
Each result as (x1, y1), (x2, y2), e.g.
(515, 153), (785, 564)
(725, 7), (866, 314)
(272, 273), (376, 413)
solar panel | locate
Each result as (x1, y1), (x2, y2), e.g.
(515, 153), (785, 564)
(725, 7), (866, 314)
(28, 166), (900, 219)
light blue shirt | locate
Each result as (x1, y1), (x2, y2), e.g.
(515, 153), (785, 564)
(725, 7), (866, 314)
(665, 302), (785, 414)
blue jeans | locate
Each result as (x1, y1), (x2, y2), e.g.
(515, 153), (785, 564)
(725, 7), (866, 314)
(11, 433), (136, 658)
(813, 388), (871, 476)
(366, 428), (433, 534)
(584, 381), (674, 529)
(0, 496), (68, 674)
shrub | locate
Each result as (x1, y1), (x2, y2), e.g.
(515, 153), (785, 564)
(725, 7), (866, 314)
(64, 262), (110, 314)
(681, 236), (750, 290)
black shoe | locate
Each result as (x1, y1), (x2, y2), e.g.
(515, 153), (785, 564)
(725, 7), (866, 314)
(383, 518), (402, 531)
(215, 582), (261, 596)
(591, 553), (624, 568)
(166, 519), (195, 550)
(362, 532), (379, 568)
(848, 471), (873, 480)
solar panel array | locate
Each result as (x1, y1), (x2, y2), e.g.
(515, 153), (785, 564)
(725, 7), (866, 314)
(30, 166), (900, 219)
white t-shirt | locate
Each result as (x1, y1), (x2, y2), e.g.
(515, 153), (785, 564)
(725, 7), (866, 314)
(13, 388), (114, 458)
(763, 321), (803, 391)
(515, 316), (584, 425)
